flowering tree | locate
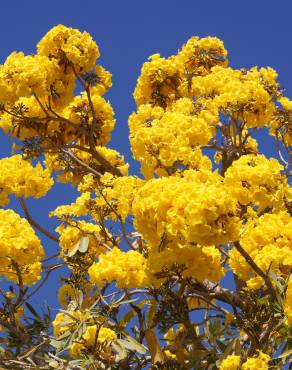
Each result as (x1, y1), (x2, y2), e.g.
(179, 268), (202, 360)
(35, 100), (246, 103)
(0, 25), (291, 369)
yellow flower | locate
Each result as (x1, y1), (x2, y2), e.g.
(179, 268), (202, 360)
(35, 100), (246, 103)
(58, 284), (81, 307)
(83, 326), (117, 346)
(224, 154), (285, 210)
(219, 355), (241, 370)
(88, 247), (149, 288)
(94, 174), (144, 220)
(0, 52), (57, 104)
(133, 169), (239, 247)
(0, 155), (53, 206)
(0, 209), (44, 285)
(128, 100), (215, 178)
(242, 351), (270, 370)
(229, 211), (292, 289)
(37, 24), (99, 73)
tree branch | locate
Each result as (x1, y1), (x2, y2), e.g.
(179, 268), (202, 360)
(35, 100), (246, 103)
(233, 241), (277, 300)
(19, 198), (59, 242)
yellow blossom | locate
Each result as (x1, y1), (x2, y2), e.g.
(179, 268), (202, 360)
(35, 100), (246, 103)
(219, 355), (241, 370)
(37, 24), (99, 73)
(88, 247), (149, 288)
(229, 211), (292, 289)
(0, 155), (53, 205)
(242, 351), (270, 370)
(0, 209), (44, 285)
(132, 169), (240, 247)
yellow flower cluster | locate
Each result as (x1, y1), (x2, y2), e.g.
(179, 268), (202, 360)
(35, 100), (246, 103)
(130, 36), (230, 177)
(133, 53), (182, 107)
(51, 192), (91, 218)
(55, 221), (106, 259)
(45, 145), (127, 185)
(128, 98), (215, 178)
(0, 155), (53, 206)
(284, 278), (292, 324)
(0, 209), (44, 285)
(147, 244), (224, 282)
(70, 325), (117, 356)
(219, 355), (241, 370)
(91, 65), (112, 96)
(224, 154), (287, 210)
(133, 36), (228, 107)
(37, 24), (100, 74)
(270, 96), (292, 146)
(88, 247), (148, 288)
(52, 310), (91, 336)
(176, 36), (227, 78)
(53, 307), (116, 357)
(94, 173), (144, 220)
(229, 211), (292, 289)
(58, 284), (81, 307)
(0, 96), (46, 139)
(192, 66), (277, 128)
(242, 351), (270, 370)
(62, 91), (115, 145)
(0, 52), (57, 104)
(220, 351), (270, 370)
(0, 305), (24, 332)
(132, 169), (239, 247)
(0, 24), (116, 162)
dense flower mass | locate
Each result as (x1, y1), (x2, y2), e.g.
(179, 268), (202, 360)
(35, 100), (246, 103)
(0, 154), (53, 206)
(242, 351), (270, 370)
(229, 211), (292, 289)
(128, 98), (215, 177)
(219, 355), (241, 370)
(94, 173), (144, 219)
(37, 24), (100, 73)
(0, 209), (44, 285)
(224, 154), (287, 210)
(147, 244), (224, 283)
(88, 247), (148, 288)
(132, 169), (240, 247)
(0, 52), (57, 104)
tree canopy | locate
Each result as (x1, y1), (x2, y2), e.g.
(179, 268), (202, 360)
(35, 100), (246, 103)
(0, 24), (291, 369)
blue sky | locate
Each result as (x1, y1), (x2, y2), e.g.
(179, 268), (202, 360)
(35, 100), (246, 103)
(0, 0), (291, 308)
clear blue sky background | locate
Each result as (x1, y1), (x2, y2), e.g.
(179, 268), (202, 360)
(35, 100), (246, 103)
(0, 0), (291, 310)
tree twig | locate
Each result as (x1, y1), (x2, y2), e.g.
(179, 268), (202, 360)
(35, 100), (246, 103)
(233, 241), (277, 300)
(19, 198), (59, 242)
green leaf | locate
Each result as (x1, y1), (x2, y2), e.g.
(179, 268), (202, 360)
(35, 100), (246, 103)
(67, 240), (80, 257)
(112, 341), (127, 360)
(233, 338), (241, 356)
(276, 348), (292, 359)
(25, 302), (42, 320)
(79, 236), (89, 253)
(212, 319), (221, 337)
(204, 321), (211, 341)
(118, 336), (147, 355)
(48, 360), (60, 368)
(50, 339), (64, 350)
(145, 329), (165, 364)
(216, 340), (227, 352)
(118, 299), (147, 329)
(269, 269), (284, 296)
(55, 331), (71, 340)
